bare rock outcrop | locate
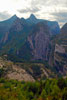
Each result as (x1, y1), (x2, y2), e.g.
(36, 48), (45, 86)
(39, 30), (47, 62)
(28, 23), (51, 61)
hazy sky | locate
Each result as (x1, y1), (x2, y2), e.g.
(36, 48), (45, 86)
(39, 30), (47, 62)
(0, 0), (67, 27)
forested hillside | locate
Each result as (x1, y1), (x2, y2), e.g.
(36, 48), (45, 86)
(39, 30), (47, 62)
(0, 78), (67, 100)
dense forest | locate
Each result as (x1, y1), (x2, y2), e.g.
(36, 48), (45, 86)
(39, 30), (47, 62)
(0, 78), (67, 100)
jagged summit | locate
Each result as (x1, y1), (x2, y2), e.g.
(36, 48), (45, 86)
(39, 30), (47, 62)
(10, 14), (19, 20)
(26, 14), (38, 25)
(29, 14), (37, 19)
(12, 14), (17, 18)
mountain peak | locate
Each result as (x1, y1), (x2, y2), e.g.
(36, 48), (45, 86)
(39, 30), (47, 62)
(9, 14), (19, 22)
(29, 14), (37, 19)
(11, 14), (18, 19)
(61, 23), (67, 34)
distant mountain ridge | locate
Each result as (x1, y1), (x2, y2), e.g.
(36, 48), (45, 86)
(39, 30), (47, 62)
(0, 14), (62, 58)
(0, 14), (60, 49)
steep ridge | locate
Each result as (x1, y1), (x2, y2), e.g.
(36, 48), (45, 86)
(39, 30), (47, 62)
(53, 23), (67, 76)
(0, 15), (18, 44)
(0, 14), (66, 78)
(0, 14), (60, 60)
(27, 22), (51, 60)
(26, 14), (60, 35)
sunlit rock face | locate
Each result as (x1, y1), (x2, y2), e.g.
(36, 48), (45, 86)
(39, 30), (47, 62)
(54, 23), (67, 75)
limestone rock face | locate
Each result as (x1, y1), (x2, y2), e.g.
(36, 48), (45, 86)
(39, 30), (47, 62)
(55, 44), (65, 54)
(0, 57), (35, 82)
(7, 65), (35, 82)
(53, 23), (67, 76)
(28, 23), (51, 60)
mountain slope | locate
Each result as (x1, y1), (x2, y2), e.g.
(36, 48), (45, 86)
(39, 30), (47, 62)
(53, 23), (67, 75)
(26, 14), (60, 35)
(0, 15), (18, 44)
(0, 14), (60, 59)
(0, 14), (66, 78)
(0, 57), (57, 81)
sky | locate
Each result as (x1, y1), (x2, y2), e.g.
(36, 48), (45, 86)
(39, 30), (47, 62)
(0, 0), (67, 27)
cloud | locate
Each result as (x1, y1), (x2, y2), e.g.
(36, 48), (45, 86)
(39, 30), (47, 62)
(50, 12), (67, 26)
(18, 7), (40, 13)
(0, 0), (67, 26)
(0, 11), (11, 21)
(51, 12), (67, 20)
(30, 0), (67, 7)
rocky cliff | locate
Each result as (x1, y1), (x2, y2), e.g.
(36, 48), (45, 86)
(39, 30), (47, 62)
(0, 14), (67, 77)
(27, 22), (51, 61)
(54, 23), (67, 76)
